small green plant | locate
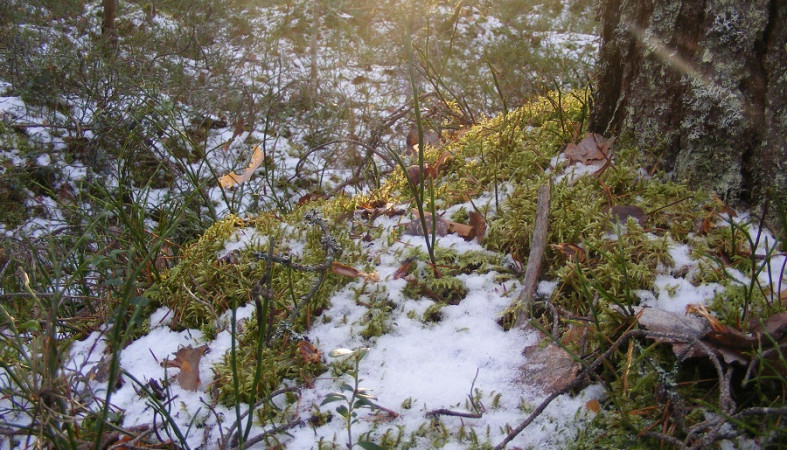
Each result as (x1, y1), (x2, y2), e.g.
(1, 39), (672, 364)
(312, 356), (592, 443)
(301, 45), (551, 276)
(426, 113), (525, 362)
(719, 208), (783, 323)
(322, 348), (383, 450)
(387, 14), (441, 270)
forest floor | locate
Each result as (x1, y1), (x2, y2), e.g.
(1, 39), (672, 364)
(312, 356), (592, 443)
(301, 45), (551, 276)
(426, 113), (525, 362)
(1, 1), (785, 449)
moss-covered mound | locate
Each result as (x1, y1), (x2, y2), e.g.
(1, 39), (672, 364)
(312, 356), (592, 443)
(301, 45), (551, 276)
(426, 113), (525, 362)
(146, 90), (784, 446)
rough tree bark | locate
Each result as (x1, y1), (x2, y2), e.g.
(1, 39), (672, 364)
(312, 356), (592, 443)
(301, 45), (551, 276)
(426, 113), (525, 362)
(590, 0), (785, 231)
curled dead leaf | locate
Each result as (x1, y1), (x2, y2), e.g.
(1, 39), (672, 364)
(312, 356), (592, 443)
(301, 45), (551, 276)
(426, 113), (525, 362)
(552, 243), (586, 262)
(631, 305), (775, 366)
(298, 340), (322, 364)
(331, 262), (379, 282)
(219, 145), (265, 189)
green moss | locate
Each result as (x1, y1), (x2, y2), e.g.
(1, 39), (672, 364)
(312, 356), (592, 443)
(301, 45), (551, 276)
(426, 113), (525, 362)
(214, 331), (325, 406)
(708, 284), (774, 329)
(145, 214), (276, 329)
(403, 267), (467, 305)
(421, 303), (444, 323)
(145, 197), (362, 411)
(360, 308), (392, 339)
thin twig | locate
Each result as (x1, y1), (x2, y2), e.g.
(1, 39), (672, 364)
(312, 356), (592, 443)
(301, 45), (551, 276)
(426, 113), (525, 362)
(641, 431), (685, 447)
(425, 409), (482, 419)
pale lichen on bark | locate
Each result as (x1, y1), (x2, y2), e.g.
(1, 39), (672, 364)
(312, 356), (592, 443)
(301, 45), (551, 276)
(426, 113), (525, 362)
(591, 0), (786, 232)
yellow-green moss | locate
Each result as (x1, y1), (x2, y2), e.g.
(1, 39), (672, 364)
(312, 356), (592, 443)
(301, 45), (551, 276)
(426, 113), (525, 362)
(146, 214), (279, 330)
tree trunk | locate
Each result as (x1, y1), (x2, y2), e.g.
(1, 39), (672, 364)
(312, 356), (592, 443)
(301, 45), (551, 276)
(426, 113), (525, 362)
(102, 0), (117, 48)
(590, 0), (786, 231)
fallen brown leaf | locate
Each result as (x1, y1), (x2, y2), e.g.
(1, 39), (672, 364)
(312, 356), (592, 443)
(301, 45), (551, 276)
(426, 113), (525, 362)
(564, 133), (614, 166)
(446, 221), (474, 239)
(468, 211), (486, 241)
(609, 205), (647, 227)
(750, 311), (787, 342)
(163, 345), (209, 391)
(331, 262), (379, 282)
(519, 336), (581, 395)
(298, 340), (322, 364)
(404, 211), (485, 242)
(631, 305), (756, 365)
(403, 214), (450, 237)
(393, 258), (415, 280)
(560, 323), (590, 348)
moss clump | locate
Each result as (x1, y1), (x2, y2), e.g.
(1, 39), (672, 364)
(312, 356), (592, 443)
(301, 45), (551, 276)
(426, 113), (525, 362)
(146, 198), (361, 412)
(360, 308), (392, 339)
(554, 223), (673, 312)
(402, 269), (467, 306)
(213, 317), (325, 406)
(148, 198), (359, 330)
(421, 303), (444, 323)
(145, 214), (277, 330)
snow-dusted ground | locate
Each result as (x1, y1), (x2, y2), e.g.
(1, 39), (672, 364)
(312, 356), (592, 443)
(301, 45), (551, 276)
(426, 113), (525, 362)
(6, 1), (784, 449)
(63, 203), (604, 448)
(50, 172), (785, 449)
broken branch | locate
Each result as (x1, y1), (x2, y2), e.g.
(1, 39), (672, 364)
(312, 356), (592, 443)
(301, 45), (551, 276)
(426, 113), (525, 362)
(513, 183), (551, 328)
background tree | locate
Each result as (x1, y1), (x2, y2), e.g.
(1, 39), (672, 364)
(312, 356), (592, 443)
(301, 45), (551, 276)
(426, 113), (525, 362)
(102, 0), (117, 47)
(590, 0), (785, 233)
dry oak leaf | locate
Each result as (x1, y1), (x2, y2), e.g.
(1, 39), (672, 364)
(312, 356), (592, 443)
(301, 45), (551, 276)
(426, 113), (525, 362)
(632, 305), (764, 366)
(393, 258), (416, 280)
(163, 344), (209, 391)
(218, 145), (265, 189)
(564, 133), (615, 166)
(468, 211), (486, 241)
